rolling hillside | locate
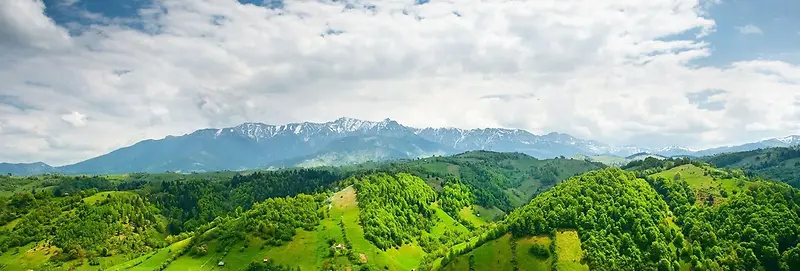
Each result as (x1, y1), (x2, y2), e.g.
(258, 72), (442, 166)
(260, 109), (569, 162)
(703, 146), (800, 188)
(3, 151), (800, 270)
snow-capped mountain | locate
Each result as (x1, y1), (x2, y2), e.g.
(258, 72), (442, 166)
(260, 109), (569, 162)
(3, 117), (800, 175)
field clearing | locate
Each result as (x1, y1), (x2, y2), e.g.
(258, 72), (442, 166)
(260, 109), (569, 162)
(516, 235), (552, 271)
(335, 186), (426, 271)
(458, 206), (487, 227)
(0, 217), (21, 231)
(82, 191), (138, 205)
(433, 203), (469, 236)
(472, 204), (505, 222)
(250, 230), (320, 270)
(108, 238), (192, 271)
(0, 242), (53, 270)
(651, 164), (745, 205)
(554, 230), (588, 271)
(442, 234), (515, 271)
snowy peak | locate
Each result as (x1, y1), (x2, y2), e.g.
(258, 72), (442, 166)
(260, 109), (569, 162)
(199, 118), (800, 160)
(658, 146), (695, 152)
(329, 117), (379, 133)
(769, 135), (800, 145)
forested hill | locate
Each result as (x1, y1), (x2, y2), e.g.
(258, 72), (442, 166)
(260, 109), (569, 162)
(3, 150), (800, 270)
(0, 151), (601, 270)
(353, 151), (605, 212)
(702, 146), (800, 188)
(443, 164), (800, 270)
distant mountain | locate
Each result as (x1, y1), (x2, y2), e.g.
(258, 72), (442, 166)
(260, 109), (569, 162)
(271, 135), (455, 168)
(624, 152), (667, 160)
(413, 128), (609, 158)
(692, 135), (800, 156)
(2, 117), (800, 175)
(1, 118), (632, 174)
(0, 162), (56, 175)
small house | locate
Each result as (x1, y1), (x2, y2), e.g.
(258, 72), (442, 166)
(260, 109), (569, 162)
(217, 261), (225, 266)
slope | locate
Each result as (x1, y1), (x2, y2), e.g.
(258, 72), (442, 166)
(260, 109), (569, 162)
(646, 165), (800, 270)
(138, 176), (471, 271)
(702, 146), (800, 188)
(364, 151), (604, 213)
(505, 168), (677, 271)
(649, 164), (748, 206)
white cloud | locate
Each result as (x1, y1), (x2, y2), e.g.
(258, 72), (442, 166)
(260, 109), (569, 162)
(61, 111), (88, 127)
(736, 24), (763, 35)
(0, 0), (71, 51)
(0, 0), (798, 165)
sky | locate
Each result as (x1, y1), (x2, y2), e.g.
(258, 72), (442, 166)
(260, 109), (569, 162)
(0, 0), (799, 165)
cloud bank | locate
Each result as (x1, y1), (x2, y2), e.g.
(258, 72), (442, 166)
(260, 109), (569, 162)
(0, 0), (798, 165)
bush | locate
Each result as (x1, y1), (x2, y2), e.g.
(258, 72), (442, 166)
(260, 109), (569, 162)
(529, 244), (550, 259)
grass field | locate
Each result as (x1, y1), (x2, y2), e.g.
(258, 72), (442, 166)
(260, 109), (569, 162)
(458, 206), (487, 227)
(651, 164), (745, 205)
(108, 238), (192, 271)
(433, 203), (469, 236)
(334, 186), (426, 271)
(0, 242), (53, 270)
(0, 217), (21, 231)
(441, 233), (561, 271)
(472, 204), (505, 222)
(554, 230), (588, 271)
(516, 235), (552, 271)
(82, 191), (138, 205)
(442, 234), (515, 271)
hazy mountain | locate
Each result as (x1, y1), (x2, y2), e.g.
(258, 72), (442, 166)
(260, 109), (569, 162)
(2, 117), (800, 175)
(44, 117), (626, 174)
(692, 135), (800, 156)
(0, 162), (57, 175)
(272, 135), (456, 168)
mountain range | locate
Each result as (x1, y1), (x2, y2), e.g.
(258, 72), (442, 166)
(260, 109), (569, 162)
(2, 117), (800, 175)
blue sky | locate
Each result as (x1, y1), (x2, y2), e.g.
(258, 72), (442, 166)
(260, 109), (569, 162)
(1, 0), (799, 164)
(694, 0), (800, 66)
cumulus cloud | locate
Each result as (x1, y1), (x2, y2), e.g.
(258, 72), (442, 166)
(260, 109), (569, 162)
(736, 24), (763, 35)
(0, 0), (71, 50)
(0, 0), (798, 165)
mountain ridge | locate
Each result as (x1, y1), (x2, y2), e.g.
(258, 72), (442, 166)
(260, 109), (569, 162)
(2, 117), (800, 175)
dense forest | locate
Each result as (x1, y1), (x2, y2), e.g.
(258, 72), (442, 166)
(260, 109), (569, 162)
(358, 151), (604, 212)
(507, 168), (678, 270)
(650, 174), (800, 270)
(354, 173), (437, 249)
(2, 149), (800, 270)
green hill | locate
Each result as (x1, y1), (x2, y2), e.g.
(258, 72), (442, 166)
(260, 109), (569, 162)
(4, 150), (800, 270)
(649, 164), (748, 206)
(355, 151), (605, 213)
(703, 147), (800, 188)
(505, 168), (675, 271)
